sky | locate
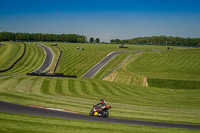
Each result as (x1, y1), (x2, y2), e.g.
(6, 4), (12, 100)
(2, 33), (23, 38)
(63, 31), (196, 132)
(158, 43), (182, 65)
(0, 0), (200, 42)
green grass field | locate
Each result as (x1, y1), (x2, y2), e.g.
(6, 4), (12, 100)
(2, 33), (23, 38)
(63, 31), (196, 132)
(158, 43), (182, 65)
(103, 49), (200, 87)
(53, 43), (169, 76)
(0, 42), (199, 132)
(0, 75), (199, 124)
(127, 49), (200, 81)
(0, 42), (24, 71)
(0, 42), (45, 74)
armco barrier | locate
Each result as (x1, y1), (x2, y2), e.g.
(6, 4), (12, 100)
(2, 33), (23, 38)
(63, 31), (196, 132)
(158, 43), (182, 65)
(26, 73), (77, 78)
(53, 50), (62, 73)
(0, 43), (26, 73)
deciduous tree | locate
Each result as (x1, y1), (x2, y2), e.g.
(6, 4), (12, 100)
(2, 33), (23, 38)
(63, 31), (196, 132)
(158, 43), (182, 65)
(89, 37), (94, 43)
(95, 38), (100, 43)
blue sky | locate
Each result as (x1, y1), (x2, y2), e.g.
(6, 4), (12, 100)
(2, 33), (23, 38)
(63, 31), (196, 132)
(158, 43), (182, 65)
(0, 0), (200, 42)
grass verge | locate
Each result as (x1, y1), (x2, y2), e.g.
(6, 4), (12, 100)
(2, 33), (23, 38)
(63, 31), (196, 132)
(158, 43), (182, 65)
(0, 112), (199, 133)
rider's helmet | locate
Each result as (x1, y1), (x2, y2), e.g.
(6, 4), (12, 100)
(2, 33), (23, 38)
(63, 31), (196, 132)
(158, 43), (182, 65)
(100, 99), (106, 105)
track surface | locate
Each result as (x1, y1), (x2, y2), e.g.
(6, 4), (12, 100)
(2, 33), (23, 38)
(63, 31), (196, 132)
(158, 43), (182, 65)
(0, 101), (199, 130)
(82, 51), (132, 78)
(33, 44), (53, 72)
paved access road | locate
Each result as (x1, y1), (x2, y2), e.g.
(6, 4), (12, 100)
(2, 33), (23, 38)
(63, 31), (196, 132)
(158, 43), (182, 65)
(33, 44), (53, 73)
(0, 101), (199, 130)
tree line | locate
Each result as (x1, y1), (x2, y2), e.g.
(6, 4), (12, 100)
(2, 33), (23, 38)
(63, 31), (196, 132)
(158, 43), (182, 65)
(0, 32), (87, 43)
(110, 36), (200, 47)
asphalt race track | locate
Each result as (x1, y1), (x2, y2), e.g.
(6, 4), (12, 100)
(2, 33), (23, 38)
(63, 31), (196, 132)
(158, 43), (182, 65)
(33, 44), (53, 72)
(0, 101), (200, 130)
(82, 51), (132, 78)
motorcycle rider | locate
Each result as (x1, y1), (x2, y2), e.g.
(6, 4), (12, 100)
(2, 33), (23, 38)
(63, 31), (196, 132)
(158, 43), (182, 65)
(96, 99), (106, 113)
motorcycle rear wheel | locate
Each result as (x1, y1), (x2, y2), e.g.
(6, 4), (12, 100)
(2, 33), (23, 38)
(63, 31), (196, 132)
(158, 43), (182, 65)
(102, 111), (109, 117)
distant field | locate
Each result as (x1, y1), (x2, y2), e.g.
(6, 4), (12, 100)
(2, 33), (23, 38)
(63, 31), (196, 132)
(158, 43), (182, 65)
(0, 75), (199, 124)
(127, 49), (200, 81)
(56, 43), (124, 76)
(0, 42), (45, 74)
(44, 43), (171, 76)
(127, 49), (200, 89)
(0, 112), (198, 133)
(103, 49), (200, 88)
(0, 42), (24, 71)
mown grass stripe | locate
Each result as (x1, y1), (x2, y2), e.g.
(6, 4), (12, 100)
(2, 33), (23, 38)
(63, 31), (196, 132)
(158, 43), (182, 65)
(0, 42), (23, 71)
(41, 79), (50, 94)
(48, 79), (57, 95)
(99, 82), (115, 96)
(80, 80), (89, 95)
(73, 80), (85, 95)
(30, 77), (43, 95)
(61, 79), (70, 95)
(0, 43), (45, 74)
(20, 44), (39, 72)
(68, 79), (77, 95)
(106, 82), (130, 96)
(13, 44), (34, 73)
(88, 80), (104, 96)
(55, 79), (63, 94)
(0, 79), (19, 92)
(15, 79), (34, 93)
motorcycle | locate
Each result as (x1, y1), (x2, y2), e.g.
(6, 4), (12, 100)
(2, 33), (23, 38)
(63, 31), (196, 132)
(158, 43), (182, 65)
(89, 105), (111, 117)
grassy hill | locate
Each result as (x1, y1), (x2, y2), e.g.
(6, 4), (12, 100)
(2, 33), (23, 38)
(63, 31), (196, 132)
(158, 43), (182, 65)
(0, 42), (45, 74)
(47, 43), (170, 76)
(102, 48), (200, 88)
(0, 42), (199, 132)
(0, 75), (199, 124)
(0, 42), (24, 71)
(127, 49), (200, 81)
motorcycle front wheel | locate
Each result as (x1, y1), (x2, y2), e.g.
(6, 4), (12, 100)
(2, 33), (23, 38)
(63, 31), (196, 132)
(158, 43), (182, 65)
(89, 110), (94, 116)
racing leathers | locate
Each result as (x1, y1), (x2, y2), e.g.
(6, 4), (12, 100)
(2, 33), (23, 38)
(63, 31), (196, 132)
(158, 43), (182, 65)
(96, 100), (106, 112)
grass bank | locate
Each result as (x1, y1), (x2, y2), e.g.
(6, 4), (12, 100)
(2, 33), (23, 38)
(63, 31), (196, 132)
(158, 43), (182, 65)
(127, 49), (200, 81)
(45, 43), (169, 76)
(0, 75), (199, 124)
(0, 42), (24, 71)
(0, 43), (45, 74)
